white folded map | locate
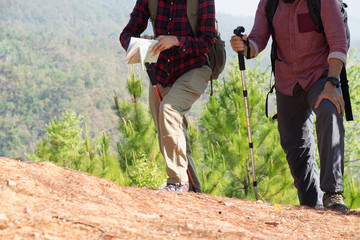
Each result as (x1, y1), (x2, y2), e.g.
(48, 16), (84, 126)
(125, 37), (160, 67)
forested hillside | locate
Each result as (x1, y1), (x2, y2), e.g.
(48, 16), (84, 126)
(1, 0), (359, 161)
(0, 0), (135, 158)
(0, 0), (251, 159)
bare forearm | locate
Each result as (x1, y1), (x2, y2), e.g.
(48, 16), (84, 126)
(327, 58), (344, 78)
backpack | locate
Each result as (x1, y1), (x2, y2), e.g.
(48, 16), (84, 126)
(265, 0), (353, 121)
(148, 0), (226, 95)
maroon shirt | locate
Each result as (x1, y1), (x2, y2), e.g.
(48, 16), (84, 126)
(120, 0), (215, 87)
(249, 0), (347, 96)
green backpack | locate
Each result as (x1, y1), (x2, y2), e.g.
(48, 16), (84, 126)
(148, 0), (226, 95)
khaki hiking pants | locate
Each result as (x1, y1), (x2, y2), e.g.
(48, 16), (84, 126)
(149, 65), (211, 192)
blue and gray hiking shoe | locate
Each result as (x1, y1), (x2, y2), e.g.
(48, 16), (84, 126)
(159, 183), (189, 192)
(323, 193), (350, 211)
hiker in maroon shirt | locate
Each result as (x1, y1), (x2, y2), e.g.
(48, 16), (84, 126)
(230, 0), (349, 210)
(120, 0), (215, 192)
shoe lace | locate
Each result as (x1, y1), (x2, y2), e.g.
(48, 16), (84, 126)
(163, 183), (188, 192)
(163, 184), (177, 191)
(327, 193), (344, 204)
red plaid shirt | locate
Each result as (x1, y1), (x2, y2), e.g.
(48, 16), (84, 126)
(120, 0), (215, 87)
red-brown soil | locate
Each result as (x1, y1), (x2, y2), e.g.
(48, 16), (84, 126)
(0, 157), (359, 239)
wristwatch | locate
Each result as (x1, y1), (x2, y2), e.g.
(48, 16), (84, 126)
(326, 77), (340, 88)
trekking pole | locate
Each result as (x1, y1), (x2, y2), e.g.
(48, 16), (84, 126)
(233, 26), (258, 201)
(145, 62), (197, 192)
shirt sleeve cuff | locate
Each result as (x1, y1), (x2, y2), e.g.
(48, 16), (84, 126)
(328, 52), (347, 66)
(249, 39), (259, 58)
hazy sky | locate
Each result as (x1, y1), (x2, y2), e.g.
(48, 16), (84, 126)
(216, 0), (359, 18)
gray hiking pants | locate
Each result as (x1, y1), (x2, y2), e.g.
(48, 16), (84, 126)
(148, 65), (211, 192)
(276, 77), (345, 208)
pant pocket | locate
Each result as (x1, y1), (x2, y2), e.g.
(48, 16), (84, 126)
(183, 66), (211, 95)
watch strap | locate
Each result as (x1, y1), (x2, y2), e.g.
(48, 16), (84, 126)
(326, 76), (340, 88)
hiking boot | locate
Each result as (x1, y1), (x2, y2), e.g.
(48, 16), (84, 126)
(159, 183), (189, 192)
(323, 193), (350, 211)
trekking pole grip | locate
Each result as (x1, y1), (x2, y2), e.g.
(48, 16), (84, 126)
(234, 26), (246, 71)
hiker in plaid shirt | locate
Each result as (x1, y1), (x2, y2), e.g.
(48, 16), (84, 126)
(120, 0), (215, 192)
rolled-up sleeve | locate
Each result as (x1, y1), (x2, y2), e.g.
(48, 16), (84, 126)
(248, 0), (271, 57)
(120, 0), (149, 50)
(322, 0), (348, 65)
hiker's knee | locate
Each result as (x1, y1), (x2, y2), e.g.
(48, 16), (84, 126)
(315, 99), (339, 119)
(159, 103), (181, 122)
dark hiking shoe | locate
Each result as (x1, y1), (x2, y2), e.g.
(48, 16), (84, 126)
(159, 183), (189, 192)
(323, 193), (350, 211)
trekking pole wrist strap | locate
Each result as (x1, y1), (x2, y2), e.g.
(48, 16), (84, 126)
(243, 39), (251, 59)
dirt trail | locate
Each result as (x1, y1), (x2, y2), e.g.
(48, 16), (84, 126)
(0, 157), (359, 239)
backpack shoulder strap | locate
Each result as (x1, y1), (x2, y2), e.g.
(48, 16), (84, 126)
(265, 0), (279, 27)
(148, 0), (158, 29)
(265, 0), (280, 75)
(186, 0), (198, 36)
(307, 0), (323, 33)
(340, 67), (353, 121)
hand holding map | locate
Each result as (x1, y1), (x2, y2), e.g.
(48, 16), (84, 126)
(125, 37), (160, 67)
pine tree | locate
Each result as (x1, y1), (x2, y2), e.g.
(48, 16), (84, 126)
(113, 69), (165, 188)
(82, 123), (96, 174)
(342, 50), (360, 208)
(94, 131), (126, 185)
(27, 111), (84, 169)
(27, 111), (127, 185)
(199, 58), (297, 203)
